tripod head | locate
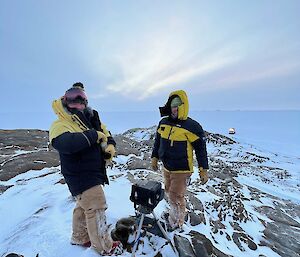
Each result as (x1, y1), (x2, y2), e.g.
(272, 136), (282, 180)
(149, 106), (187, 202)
(135, 204), (153, 214)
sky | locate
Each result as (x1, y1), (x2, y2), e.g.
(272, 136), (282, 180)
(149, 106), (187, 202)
(1, 0), (300, 120)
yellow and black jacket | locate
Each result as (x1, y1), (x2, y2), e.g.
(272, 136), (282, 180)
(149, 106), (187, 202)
(49, 98), (115, 196)
(151, 90), (208, 173)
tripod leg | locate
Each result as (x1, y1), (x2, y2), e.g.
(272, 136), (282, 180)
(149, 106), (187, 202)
(152, 211), (179, 257)
(131, 213), (145, 257)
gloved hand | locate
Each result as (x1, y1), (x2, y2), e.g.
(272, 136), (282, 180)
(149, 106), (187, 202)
(151, 157), (158, 171)
(96, 131), (107, 144)
(104, 144), (116, 160)
(198, 167), (208, 185)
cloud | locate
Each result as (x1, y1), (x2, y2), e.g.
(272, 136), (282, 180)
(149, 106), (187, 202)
(100, 34), (240, 100)
(136, 55), (239, 99)
(80, 9), (300, 103)
(79, 14), (244, 100)
(214, 60), (300, 88)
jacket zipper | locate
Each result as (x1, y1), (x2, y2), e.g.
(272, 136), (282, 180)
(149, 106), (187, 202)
(168, 126), (174, 147)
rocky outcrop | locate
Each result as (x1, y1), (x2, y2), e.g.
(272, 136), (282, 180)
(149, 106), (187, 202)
(116, 128), (300, 257)
(1, 127), (299, 257)
(0, 129), (59, 181)
(256, 205), (300, 257)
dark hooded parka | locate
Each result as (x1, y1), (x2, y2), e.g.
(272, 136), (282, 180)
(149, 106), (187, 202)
(49, 98), (115, 196)
(151, 90), (209, 173)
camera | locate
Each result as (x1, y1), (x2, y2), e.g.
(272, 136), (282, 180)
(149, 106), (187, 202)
(130, 180), (164, 212)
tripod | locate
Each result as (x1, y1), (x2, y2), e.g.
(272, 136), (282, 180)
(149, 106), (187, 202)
(131, 205), (178, 257)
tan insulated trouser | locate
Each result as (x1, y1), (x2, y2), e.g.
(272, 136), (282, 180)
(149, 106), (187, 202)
(163, 168), (192, 228)
(71, 185), (113, 254)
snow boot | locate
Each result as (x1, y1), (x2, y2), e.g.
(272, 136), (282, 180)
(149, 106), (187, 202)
(106, 241), (124, 256)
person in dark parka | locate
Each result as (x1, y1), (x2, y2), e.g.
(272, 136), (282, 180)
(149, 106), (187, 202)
(49, 82), (122, 255)
(151, 90), (209, 230)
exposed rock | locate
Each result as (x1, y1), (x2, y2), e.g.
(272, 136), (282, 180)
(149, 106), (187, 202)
(189, 230), (230, 257)
(55, 178), (65, 184)
(114, 134), (153, 157)
(125, 156), (151, 170)
(262, 220), (300, 257)
(232, 232), (245, 251)
(0, 184), (13, 194)
(225, 232), (231, 241)
(114, 135), (141, 156)
(187, 193), (205, 212)
(206, 133), (236, 145)
(0, 129), (49, 150)
(256, 206), (300, 228)
(0, 129), (60, 182)
(247, 238), (258, 251)
(209, 218), (226, 234)
(186, 192), (206, 225)
(232, 232), (257, 251)
(1, 150), (59, 181)
(174, 234), (197, 257)
(188, 211), (203, 226)
(229, 221), (243, 232)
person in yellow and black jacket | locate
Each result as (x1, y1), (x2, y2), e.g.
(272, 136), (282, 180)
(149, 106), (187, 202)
(49, 82), (123, 255)
(151, 89), (209, 231)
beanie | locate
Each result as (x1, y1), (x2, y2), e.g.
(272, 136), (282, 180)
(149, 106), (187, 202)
(170, 97), (182, 108)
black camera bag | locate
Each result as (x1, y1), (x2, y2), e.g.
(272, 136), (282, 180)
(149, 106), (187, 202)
(130, 180), (164, 210)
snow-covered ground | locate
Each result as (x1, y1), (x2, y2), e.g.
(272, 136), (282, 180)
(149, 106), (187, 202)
(0, 112), (299, 256)
(0, 162), (290, 257)
(0, 165), (177, 257)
